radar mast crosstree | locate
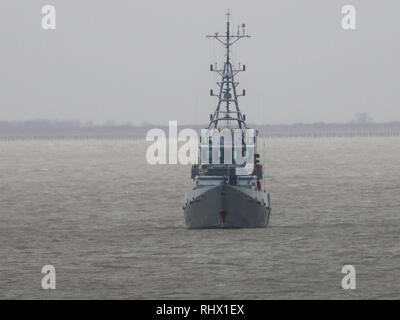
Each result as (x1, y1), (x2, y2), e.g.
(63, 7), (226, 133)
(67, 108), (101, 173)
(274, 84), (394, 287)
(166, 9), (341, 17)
(207, 11), (251, 129)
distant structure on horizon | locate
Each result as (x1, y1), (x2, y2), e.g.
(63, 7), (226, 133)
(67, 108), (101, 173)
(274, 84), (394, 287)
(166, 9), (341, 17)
(352, 113), (373, 124)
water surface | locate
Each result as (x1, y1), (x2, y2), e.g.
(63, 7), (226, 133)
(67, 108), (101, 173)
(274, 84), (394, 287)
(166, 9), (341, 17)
(0, 138), (399, 299)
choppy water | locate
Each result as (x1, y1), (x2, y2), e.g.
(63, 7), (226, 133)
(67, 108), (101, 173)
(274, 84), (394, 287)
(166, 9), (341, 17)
(0, 137), (399, 299)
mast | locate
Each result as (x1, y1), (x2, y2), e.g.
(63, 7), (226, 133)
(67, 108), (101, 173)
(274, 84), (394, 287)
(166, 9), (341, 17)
(207, 11), (250, 129)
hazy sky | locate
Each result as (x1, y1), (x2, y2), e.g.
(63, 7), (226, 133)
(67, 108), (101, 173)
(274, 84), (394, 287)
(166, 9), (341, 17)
(0, 0), (399, 125)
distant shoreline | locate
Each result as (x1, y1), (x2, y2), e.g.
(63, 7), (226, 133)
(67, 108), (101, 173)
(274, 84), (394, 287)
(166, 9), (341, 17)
(1, 120), (400, 139)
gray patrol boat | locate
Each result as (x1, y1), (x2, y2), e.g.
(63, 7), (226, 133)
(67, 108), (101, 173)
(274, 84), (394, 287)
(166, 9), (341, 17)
(183, 14), (271, 228)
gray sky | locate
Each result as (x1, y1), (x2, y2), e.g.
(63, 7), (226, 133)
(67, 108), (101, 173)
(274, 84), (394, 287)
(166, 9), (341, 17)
(0, 0), (399, 125)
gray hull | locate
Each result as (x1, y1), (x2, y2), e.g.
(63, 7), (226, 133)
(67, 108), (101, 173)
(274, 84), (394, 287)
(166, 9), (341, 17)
(183, 184), (270, 229)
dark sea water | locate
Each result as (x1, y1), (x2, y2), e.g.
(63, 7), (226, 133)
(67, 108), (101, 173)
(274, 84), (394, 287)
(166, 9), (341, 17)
(0, 137), (399, 299)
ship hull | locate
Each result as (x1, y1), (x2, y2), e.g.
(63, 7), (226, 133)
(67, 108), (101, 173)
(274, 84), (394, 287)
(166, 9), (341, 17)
(183, 184), (270, 229)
